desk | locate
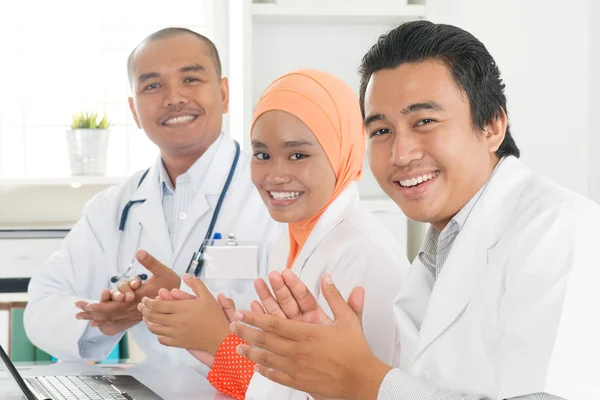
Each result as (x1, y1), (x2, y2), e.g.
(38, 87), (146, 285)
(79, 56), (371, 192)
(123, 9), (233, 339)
(1, 358), (232, 399)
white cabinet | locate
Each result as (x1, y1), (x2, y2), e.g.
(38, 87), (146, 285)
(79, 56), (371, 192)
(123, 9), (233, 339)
(0, 232), (66, 279)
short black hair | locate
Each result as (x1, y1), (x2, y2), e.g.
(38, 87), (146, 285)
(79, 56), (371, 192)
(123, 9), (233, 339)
(127, 27), (222, 86)
(359, 20), (520, 159)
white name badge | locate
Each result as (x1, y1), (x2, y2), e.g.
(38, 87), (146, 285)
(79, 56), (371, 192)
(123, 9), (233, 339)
(203, 241), (259, 280)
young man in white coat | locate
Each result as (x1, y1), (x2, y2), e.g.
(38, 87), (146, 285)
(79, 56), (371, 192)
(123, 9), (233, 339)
(24, 28), (279, 374)
(229, 21), (600, 399)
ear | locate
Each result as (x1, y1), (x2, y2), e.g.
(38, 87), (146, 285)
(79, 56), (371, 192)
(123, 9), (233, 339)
(128, 97), (142, 129)
(483, 107), (508, 154)
(220, 77), (230, 114)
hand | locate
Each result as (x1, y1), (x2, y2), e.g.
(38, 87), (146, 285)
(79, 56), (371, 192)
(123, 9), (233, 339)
(138, 274), (230, 356)
(231, 274), (392, 400)
(109, 276), (143, 302)
(252, 269), (341, 324)
(75, 288), (141, 336)
(75, 250), (181, 336)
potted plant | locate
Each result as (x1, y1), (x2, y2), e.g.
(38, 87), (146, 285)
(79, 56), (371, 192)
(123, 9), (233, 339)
(66, 112), (111, 176)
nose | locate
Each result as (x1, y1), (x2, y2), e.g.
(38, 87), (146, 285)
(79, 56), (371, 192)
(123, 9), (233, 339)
(163, 84), (189, 108)
(390, 131), (424, 167)
(265, 160), (292, 185)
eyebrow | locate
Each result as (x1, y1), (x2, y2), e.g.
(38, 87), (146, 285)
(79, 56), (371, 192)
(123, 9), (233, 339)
(364, 113), (385, 127)
(400, 101), (445, 114)
(251, 139), (315, 149)
(137, 64), (206, 85)
(180, 64), (206, 73)
(137, 72), (160, 85)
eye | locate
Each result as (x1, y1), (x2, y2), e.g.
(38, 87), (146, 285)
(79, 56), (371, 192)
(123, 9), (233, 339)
(143, 82), (161, 91)
(290, 153), (307, 161)
(370, 128), (391, 138)
(415, 118), (435, 127)
(253, 152), (269, 160)
(184, 77), (201, 83)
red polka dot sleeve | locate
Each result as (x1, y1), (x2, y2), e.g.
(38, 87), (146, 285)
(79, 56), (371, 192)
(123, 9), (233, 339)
(207, 332), (256, 400)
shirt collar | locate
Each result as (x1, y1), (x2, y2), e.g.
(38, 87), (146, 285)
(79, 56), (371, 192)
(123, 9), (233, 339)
(158, 132), (225, 197)
(418, 157), (506, 271)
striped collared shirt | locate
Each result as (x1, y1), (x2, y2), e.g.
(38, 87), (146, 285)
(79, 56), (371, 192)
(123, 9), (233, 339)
(159, 132), (224, 247)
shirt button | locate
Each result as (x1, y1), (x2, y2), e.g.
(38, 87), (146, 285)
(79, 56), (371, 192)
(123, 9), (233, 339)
(179, 212), (187, 220)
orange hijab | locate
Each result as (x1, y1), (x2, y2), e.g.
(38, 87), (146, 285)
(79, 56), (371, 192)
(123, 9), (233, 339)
(251, 69), (365, 268)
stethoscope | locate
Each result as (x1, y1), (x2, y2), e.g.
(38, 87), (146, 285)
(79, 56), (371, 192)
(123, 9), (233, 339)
(110, 140), (241, 284)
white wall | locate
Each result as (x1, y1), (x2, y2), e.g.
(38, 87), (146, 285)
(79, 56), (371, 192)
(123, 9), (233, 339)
(589, 0), (600, 203)
(428, 0), (592, 198)
(252, 21), (401, 199)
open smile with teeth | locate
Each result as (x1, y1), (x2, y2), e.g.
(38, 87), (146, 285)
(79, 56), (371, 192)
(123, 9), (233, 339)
(269, 191), (303, 200)
(398, 171), (440, 188)
(164, 115), (197, 125)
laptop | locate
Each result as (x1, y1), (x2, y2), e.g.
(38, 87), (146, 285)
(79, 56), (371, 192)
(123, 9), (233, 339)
(0, 344), (163, 399)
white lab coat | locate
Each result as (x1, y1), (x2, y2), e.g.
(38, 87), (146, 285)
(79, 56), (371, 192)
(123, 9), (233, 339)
(246, 184), (410, 400)
(24, 135), (281, 375)
(394, 156), (600, 399)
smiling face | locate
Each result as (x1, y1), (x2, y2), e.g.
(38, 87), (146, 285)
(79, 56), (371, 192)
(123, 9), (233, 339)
(365, 60), (504, 230)
(127, 33), (229, 159)
(250, 110), (337, 223)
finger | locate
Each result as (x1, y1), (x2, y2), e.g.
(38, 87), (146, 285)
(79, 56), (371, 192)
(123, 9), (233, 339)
(182, 274), (211, 298)
(320, 274), (354, 323)
(140, 306), (175, 326)
(76, 312), (112, 322)
(217, 293), (237, 322)
(347, 287), (365, 328)
(267, 272), (301, 319)
(281, 269), (321, 315)
(137, 250), (170, 277)
(100, 290), (112, 303)
(157, 288), (175, 301)
(171, 288), (196, 300)
(128, 276), (142, 290)
(250, 300), (267, 314)
(141, 297), (176, 314)
(75, 301), (90, 311)
(231, 312), (306, 342)
(236, 344), (292, 374)
(85, 301), (128, 314)
(157, 336), (178, 348)
(254, 278), (288, 319)
(145, 320), (172, 337)
(117, 280), (135, 302)
(111, 289), (125, 302)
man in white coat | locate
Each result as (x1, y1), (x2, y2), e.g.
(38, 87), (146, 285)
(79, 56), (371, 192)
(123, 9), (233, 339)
(229, 21), (600, 399)
(24, 28), (279, 373)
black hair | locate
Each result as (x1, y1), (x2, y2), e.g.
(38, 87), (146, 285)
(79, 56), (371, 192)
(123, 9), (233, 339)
(127, 27), (222, 86)
(359, 20), (519, 158)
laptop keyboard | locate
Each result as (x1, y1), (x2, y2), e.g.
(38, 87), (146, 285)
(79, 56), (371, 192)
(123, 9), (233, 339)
(35, 376), (130, 400)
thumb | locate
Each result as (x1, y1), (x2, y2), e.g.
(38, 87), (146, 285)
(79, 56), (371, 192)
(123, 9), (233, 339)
(347, 287), (365, 329)
(320, 274), (354, 323)
(183, 273), (210, 298)
(137, 250), (169, 276)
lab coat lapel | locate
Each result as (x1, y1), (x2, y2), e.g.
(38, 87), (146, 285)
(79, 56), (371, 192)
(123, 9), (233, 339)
(412, 156), (532, 362)
(291, 185), (359, 275)
(173, 137), (236, 259)
(130, 161), (174, 261)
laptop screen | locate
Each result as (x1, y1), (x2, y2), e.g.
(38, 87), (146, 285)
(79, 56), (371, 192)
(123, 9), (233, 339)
(0, 344), (36, 399)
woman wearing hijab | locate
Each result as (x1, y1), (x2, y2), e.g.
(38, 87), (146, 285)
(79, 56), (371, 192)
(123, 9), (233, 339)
(140, 69), (409, 399)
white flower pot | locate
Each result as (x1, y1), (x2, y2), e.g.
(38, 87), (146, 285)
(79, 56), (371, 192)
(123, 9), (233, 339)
(66, 129), (110, 176)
